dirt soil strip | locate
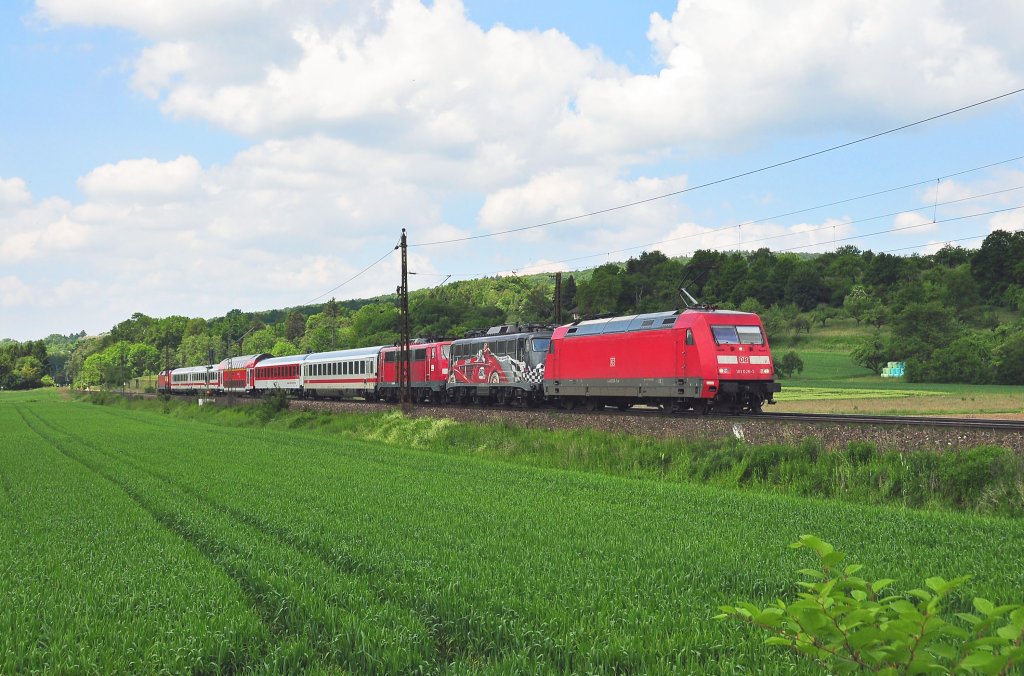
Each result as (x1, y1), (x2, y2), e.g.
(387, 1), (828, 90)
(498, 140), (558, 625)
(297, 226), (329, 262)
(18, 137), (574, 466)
(289, 400), (1024, 455)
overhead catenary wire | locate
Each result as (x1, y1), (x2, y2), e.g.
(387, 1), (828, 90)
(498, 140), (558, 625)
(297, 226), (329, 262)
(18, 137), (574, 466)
(409, 86), (1024, 248)
(777, 204), (1024, 253)
(301, 247), (395, 307)
(438, 178), (1024, 279)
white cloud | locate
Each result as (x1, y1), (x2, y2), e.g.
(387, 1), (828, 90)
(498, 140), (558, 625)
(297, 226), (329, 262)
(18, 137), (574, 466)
(78, 156), (203, 202)
(0, 177), (31, 207)
(990, 209), (1024, 233)
(892, 211), (936, 234)
(0, 276), (31, 307)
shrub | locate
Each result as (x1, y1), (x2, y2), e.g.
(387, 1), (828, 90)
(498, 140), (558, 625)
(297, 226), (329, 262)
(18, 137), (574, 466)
(718, 535), (1024, 674)
(255, 388), (290, 422)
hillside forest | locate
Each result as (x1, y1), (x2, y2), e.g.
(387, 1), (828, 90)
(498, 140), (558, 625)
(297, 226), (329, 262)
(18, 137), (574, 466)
(3, 230), (1023, 390)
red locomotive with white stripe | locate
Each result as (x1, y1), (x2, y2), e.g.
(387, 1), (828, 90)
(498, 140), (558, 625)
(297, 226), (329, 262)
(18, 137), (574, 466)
(544, 309), (779, 412)
(377, 340), (452, 403)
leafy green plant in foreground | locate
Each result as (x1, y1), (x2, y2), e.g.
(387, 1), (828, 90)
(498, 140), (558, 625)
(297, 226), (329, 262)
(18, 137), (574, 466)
(719, 536), (1024, 674)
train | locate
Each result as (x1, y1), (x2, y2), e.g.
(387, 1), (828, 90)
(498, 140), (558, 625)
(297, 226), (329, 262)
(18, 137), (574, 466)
(158, 307), (781, 413)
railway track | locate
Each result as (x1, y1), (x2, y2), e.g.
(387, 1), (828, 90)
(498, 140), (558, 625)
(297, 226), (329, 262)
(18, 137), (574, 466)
(749, 411), (1024, 431)
(127, 391), (1024, 433)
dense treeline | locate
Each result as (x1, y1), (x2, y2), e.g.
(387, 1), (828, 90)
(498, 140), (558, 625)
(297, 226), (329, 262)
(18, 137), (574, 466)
(13, 229), (1024, 388)
(0, 339), (52, 390)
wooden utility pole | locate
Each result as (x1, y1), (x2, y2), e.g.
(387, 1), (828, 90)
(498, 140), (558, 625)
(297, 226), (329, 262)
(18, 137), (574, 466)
(555, 272), (562, 324)
(396, 228), (411, 406)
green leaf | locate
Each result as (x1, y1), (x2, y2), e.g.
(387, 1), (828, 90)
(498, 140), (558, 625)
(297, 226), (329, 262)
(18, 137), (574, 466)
(925, 576), (948, 593)
(997, 625), (1021, 640)
(973, 598), (995, 616)
(797, 568), (825, 579)
(956, 612), (982, 626)
(872, 578), (896, 593)
(959, 652), (997, 669)
(908, 588), (933, 602)
(764, 637), (792, 647)
(844, 563), (864, 576)
(929, 643), (957, 660)
(822, 551), (846, 568)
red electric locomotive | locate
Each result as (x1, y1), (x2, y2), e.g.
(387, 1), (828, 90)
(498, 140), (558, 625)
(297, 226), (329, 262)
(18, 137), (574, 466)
(543, 309), (779, 413)
(377, 340), (452, 403)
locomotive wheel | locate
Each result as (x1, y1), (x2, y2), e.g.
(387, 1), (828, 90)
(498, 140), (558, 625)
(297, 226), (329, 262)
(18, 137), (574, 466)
(616, 402), (632, 411)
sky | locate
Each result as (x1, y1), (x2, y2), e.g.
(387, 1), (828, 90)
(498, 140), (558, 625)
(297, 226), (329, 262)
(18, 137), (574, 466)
(2, 0), (1024, 341)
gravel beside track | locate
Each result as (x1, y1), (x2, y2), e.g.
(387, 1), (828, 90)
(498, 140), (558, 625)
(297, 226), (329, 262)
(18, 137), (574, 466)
(289, 399), (1024, 455)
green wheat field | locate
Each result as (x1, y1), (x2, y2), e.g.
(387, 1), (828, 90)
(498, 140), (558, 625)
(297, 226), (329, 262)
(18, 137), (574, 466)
(3, 390), (1024, 673)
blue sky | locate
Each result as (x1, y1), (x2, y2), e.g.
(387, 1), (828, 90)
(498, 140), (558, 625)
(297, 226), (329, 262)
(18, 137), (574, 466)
(2, 0), (1023, 340)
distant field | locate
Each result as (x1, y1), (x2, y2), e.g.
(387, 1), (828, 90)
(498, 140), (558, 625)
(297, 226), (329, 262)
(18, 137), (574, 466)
(768, 350), (1024, 416)
(3, 391), (1024, 673)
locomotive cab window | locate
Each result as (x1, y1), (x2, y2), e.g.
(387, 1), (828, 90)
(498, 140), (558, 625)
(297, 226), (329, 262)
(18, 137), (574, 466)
(686, 329), (695, 346)
(711, 325), (765, 345)
(532, 338), (550, 353)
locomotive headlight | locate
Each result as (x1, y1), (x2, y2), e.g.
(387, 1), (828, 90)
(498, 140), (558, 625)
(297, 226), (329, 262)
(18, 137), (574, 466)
(761, 368), (771, 374)
(718, 367), (730, 374)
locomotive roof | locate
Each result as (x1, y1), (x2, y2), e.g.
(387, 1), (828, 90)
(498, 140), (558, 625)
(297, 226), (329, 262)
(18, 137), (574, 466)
(564, 310), (678, 337)
(304, 345), (386, 362)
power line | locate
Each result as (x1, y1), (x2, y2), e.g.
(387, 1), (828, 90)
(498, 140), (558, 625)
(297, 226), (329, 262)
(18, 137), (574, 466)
(410, 86), (1024, 248)
(301, 247), (395, 306)
(441, 179), (1024, 279)
(881, 233), (992, 255)
(777, 204), (1024, 253)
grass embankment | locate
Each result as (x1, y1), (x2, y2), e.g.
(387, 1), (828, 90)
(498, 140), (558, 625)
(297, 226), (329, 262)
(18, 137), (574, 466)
(3, 391), (1024, 673)
(97, 391), (1024, 517)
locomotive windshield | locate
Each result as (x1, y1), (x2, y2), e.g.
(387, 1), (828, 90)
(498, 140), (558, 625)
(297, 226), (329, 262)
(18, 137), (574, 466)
(711, 325), (765, 345)
(531, 338), (550, 353)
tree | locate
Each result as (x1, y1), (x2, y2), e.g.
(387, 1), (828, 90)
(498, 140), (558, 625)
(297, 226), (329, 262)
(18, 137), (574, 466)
(285, 311), (307, 341)
(924, 334), (994, 384)
(325, 297), (341, 350)
(971, 230), (1024, 302)
(350, 303), (399, 346)
(559, 275), (577, 313)
(242, 327), (278, 354)
(574, 263), (625, 315)
(889, 302), (961, 358)
(790, 316), (811, 335)
(850, 333), (889, 375)
(271, 339), (298, 357)
(785, 262), (826, 311)
(995, 331), (1024, 385)
(774, 351), (804, 378)
(184, 317), (208, 337)
(842, 286), (874, 325)
(809, 305), (837, 328)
